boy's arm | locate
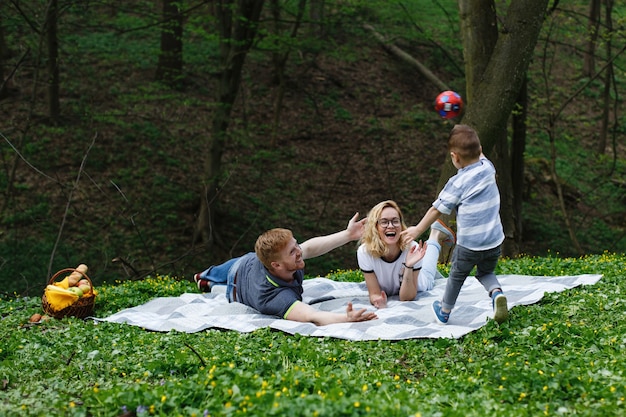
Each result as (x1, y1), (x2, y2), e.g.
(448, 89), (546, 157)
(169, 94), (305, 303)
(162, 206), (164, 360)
(400, 207), (442, 245)
(300, 212), (366, 259)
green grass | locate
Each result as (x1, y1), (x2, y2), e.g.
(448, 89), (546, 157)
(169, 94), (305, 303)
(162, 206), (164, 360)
(1, 253), (624, 416)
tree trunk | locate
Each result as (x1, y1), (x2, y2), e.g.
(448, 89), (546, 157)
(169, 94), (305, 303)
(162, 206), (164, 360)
(195, 0), (265, 246)
(493, 125), (518, 256)
(597, 0), (614, 154)
(583, 0), (601, 77)
(462, 0), (548, 153)
(309, 0), (325, 37)
(459, 0), (497, 102)
(445, 0), (548, 257)
(45, 0), (60, 123)
(269, 0), (306, 146)
(156, 0), (184, 89)
(511, 79), (528, 249)
(459, 0), (519, 256)
(0, 11), (9, 99)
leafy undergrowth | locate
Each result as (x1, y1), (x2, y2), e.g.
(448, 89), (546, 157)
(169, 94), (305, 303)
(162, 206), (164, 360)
(1, 253), (624, 416)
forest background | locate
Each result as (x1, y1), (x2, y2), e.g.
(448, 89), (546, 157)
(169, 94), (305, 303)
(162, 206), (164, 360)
(0, 0), (625, 296)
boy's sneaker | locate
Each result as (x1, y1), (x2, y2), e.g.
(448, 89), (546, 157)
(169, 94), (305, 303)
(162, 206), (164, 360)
(432, 300), (450, 324)
(491, 290), (508, 323)
(194, 273), (211, 293)
(431, 219), (456, 247)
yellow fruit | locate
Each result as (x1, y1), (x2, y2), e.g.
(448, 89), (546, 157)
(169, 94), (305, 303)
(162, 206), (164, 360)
(78, 284), (91, 295)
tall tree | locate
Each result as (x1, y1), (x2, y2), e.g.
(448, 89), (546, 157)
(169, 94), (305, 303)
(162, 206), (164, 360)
(459, 0), (497, 103)
(459, 0), (524, 256)
(511, 80), (528, 248)
(463, 0), (548, 144)
(597, 0), (614, 154)
(156, 0), (184, 89)
(195, 0), (265, 246)
(309, 0), (325, 37)
(444, 0), (549, 257)
(45, 0), (60, 122)
(0, 11), (9, 99)
(583, 0), (601, 77)
(269, 0), (306, 145)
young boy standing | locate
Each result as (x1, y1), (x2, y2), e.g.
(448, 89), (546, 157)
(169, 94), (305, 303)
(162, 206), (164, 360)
(401, 124), (508, 324)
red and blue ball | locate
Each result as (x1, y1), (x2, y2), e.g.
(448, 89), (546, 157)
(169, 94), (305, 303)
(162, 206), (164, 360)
(434, 90), (463, 119)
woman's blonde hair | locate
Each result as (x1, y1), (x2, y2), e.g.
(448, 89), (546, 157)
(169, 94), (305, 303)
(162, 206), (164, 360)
(255, 228), (293, 269)
(360, 200), (409, 258)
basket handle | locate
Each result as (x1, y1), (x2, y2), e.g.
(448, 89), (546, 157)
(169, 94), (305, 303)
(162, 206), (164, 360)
(48, 268), (93, 290)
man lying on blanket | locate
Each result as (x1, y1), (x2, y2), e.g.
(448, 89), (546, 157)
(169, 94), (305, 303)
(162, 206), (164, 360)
(194, 213), (378, 326)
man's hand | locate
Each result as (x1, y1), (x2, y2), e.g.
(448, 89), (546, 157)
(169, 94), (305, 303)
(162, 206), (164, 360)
(345, 212), (367, 241)
(370, 291), (388, 309)
(345, 302), (378, 322)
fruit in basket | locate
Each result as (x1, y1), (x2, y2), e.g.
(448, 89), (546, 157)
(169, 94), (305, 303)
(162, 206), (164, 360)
(68, 287), (84, 297)
(43, 265), (97, 318)
(77, 279), (91, 295)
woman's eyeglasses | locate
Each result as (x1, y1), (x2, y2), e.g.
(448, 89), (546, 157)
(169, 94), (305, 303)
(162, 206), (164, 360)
(378, 218), (401, 228)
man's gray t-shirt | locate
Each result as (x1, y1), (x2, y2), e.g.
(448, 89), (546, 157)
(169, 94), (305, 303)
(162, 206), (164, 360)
(235, 252), (304, 318)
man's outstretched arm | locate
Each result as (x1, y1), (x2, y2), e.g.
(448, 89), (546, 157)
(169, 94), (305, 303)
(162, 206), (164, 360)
(300, 212), (366, 259)
(285, 301), (378, 326)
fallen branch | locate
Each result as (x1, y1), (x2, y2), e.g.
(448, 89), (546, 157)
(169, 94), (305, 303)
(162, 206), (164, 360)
(363, 23), (449, 92)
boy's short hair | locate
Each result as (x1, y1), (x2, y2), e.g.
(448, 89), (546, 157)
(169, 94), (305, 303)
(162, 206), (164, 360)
(448, 124), (481, 161)
(255, 228), (293, 268)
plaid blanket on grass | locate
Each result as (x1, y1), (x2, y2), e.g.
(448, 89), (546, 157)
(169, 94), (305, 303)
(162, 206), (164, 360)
(99, 274), (602, 340)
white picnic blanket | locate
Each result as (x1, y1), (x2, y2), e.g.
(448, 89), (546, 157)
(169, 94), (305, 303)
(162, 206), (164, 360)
(99, 274), (602, 340)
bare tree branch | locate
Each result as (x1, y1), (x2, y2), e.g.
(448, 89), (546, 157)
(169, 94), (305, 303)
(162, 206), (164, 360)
(47, 133), (97, 277)
(362, 23), (449, 92)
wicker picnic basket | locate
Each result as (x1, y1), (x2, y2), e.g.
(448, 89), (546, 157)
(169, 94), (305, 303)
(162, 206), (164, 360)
(42, 268), (96, 319)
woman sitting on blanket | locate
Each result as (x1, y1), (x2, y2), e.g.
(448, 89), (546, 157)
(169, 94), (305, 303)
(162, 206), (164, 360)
(358, 200), (454, 308)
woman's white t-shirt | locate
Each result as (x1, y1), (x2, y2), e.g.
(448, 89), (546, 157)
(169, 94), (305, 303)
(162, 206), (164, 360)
(357, 241), (432, 297)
